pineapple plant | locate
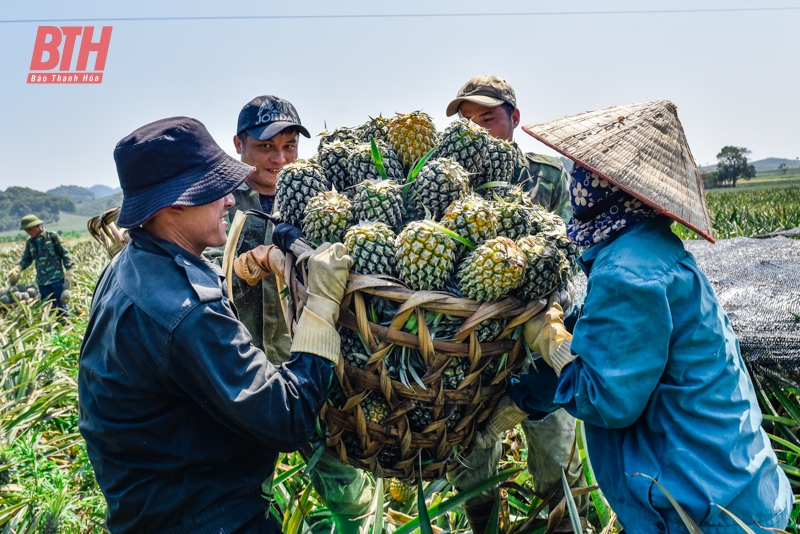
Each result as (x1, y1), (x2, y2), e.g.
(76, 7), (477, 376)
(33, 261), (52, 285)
(351, 180), (405, 230)
(457, 236), (528, 302)
(317, 140), (355, 194)
(358, 114), (392, 143)
(387, 111), (439, 169)
(344, 221), (398, 276)
(347, 141), (405, 184)
(441, 194), (500, 253)
(302, 190), (352, 245)
(389, 478), (416, 505)
(406, 158), (470, 221)
(395, 220), (456, 291)
(515, 235), (570, 300)
(275, 160), (330, 227)
(482, 136), (516, 185)
(434, 118), (491, 182)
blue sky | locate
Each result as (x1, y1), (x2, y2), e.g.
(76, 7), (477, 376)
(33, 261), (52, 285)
(1, 0), (798, 191)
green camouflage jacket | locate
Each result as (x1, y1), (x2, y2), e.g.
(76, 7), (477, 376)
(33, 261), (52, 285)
(511, 143), (573, 222)
(19, 230), (73, 286)
(205, 184), (292, 366)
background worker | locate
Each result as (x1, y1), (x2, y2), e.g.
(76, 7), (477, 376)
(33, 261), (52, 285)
(205, 95), (375, 534)
(79, 116), (353, 534)
(444, 75), (584, 533)
(8, 214), (74, 314)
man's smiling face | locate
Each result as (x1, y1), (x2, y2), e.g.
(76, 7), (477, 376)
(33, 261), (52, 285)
(235, 129), (299, 195)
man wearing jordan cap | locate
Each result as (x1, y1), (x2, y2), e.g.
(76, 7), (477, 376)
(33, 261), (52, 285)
(475, 100), (792, 532)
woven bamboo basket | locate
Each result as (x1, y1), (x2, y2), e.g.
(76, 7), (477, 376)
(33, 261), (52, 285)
(280, 242), (546, 480)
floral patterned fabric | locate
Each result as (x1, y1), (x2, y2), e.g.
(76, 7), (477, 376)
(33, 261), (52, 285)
(566, 165), (658, 246)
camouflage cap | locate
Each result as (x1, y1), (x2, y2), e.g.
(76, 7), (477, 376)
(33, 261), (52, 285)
(19, 214), (44, 230)
(446, 75), (517, 117)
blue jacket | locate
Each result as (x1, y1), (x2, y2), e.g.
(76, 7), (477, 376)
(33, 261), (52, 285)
(510, 218), (791, 533)
(78, 229), (332, 534)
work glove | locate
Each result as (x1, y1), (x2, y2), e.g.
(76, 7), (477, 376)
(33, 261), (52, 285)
(472, 394), (530, 449)
(60, 289), (71, 303)
(524, 294), (576, 376)
(8, 266), (20, 285)
(63, 269), (75, 289)
(272, 223), (304, 254)
(233, 245), (285, 286)
(290, 242), (354, 364)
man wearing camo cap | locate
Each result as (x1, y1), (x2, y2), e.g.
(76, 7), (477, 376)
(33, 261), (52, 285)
(445, 75), (583, 533)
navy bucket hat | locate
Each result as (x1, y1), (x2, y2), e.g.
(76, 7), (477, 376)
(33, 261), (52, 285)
(115, 117), (254, 228)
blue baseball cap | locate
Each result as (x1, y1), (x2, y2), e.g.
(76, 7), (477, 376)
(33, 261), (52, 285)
(237, 95), (311, 141)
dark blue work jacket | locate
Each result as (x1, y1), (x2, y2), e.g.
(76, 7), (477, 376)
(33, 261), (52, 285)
(78, 228), (332, 533)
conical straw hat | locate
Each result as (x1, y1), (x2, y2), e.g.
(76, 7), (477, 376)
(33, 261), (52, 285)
(522, 100), (714, 243)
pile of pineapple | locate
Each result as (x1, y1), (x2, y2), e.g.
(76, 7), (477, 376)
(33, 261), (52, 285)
(276, 112), (579, 473)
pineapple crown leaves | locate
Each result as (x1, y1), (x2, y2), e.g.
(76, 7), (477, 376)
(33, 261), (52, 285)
(369, 138), (389, 180)
(404, 148), (438, 204)
(420, 220), (475, 249)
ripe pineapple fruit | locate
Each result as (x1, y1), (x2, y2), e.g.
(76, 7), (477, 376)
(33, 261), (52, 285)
(317, 140), (355, 195)
(492, 194), (538, 240)
(441, 194), (500, 252)
(516, 235), (570, 300)
(482, 136), (516, 185)
(347, 142), (405, 184)
(434, 118), (491, 182)
(351, 180), (405, 230)
(302, 190), (352, 245)
(457, 236), (528, 302)
(318, 126), (361, 150)
(344, 221), (398, 276)
(387, 111), (439, 169)
(361, 394), (390, 423)
(358, 115), (392, 143)
(275, 160), (330, 227)
(395, 221), (456, 291)
(389, 479), (417, 504)
(406, 158), (470, 221)
(542, 224), (581, 267)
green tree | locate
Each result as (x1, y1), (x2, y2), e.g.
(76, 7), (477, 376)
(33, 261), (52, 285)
(778, 163), (788, 175)
(715, 146), (756, 187)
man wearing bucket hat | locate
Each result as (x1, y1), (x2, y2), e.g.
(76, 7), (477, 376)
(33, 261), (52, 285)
(445, 75), (584, 533)
(8, 214), (74, 314)
(478, 101), (792, 532)
(78, 116), (354, 534)
(204, 96), (375, 534)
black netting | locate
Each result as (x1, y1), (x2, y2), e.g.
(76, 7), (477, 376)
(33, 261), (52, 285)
(571, 234), (800, 389)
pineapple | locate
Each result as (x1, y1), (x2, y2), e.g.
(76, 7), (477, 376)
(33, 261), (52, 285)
(341, 329), (370, 370)
(395, 221), (456, 291)
(406, 158), (470, 221)
(441, 194), (500, 252)
(361, 394), (390, 423)
(318, 126), (361, 150)
(358, 115), (392, 143)
(40, 513), (60, 534)
(344, 221), (397, 276)
(317, 140), (355, 195)
(434, 118), (491, 182)
(379, 444), (401, 466)
(482, 136), (516, 185)
(351, 180), (405, 230)
(442, 357), (469, 389)
(542, 224), (581, 267)
(302, 190), (352, 245)
(516, 235), (570, 300)
(491, 191), (538, 240)
(457, 237), (528, 302)
(0, 451), (14, 486)
(409, 405), (462, 431)
(387, 111), (439, 169)
(389, 479), (416, 504)
(347, 142), (405, 184)
(275, 160), (330, 227)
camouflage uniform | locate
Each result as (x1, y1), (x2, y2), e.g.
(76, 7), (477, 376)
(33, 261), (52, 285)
(448, 152), (585, 514)
(18, 230), (73, 312)
(206, 182), (374, 534)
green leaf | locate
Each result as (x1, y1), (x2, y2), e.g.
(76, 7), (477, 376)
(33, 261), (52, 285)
(406, 148), (437, 185)
(303, 440), (327, 475)
(712, 504), (756, 533)
(767, 433), (800, 456)
(417, 456), (434, 534)
(370, 138), (389, 180)
(632, 473), (703, 533)
(561, 467), (583, 533)
(420, 220), (475, 248)
(577, 421), (611, 526)
(485, 490), (501, 534)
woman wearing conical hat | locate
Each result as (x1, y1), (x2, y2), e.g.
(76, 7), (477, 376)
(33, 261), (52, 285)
(476, 101), (791, 532)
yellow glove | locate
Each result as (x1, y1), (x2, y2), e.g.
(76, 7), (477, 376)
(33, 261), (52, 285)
(524, 296), (576, 376)
(8, 266), (20, 285)
(290, 243), (354, 364)
(233, 245), (285, 286)
(472, 394), (529, 448)
(63, 269), (75, 289)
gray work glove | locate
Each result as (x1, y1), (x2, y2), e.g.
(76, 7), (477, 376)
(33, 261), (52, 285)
(290, 243), (354, 364)
(8, 266), (20, 285)
(472, 394), (530, 448)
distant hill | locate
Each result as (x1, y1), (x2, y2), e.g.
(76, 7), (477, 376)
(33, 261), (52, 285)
(47, 185), (97, 204)
(0, 187), (76, 232)
(75, 192), (123, 217)
(89, 184), (122, 198)
(701, 157), (800, 173)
